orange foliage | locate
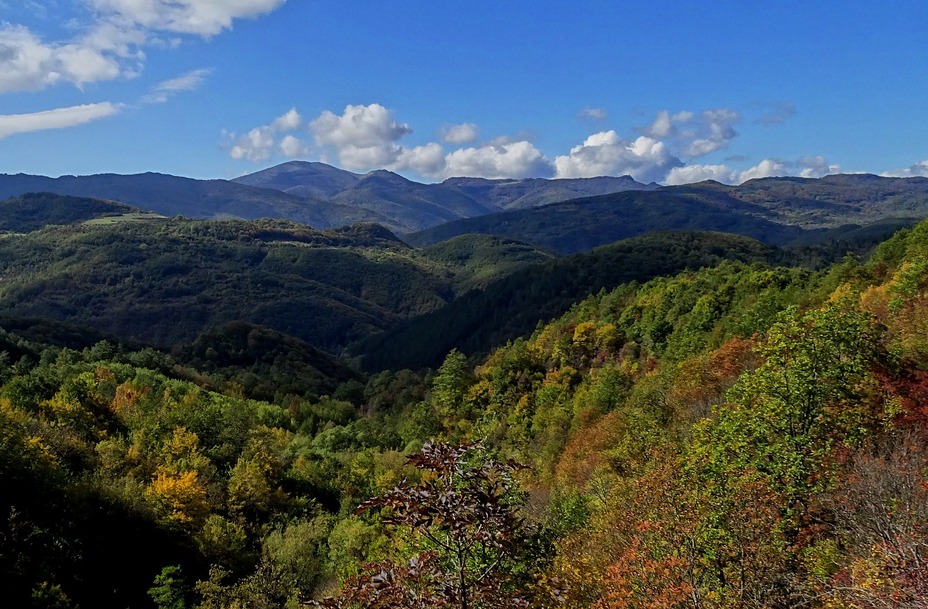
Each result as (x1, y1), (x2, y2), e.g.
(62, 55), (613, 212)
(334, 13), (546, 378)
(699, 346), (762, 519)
(554, 410), (627, 491)
(669, 337), (758, 422)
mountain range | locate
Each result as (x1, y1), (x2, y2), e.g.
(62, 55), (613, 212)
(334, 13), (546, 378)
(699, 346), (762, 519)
(3, 163), (928, 254)
(0, 161), (655, 235)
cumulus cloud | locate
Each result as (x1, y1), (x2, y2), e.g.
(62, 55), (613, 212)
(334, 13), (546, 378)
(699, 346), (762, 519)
(796, 155), (841, 178)
(393, 143), (447, 179)
(440, 123), (479, 144)
(227, 107), (306, 163)
(272, 107), (302, 131)
(229, 126), (275, 162)
(441, 141), (553, 179)
(310, 103), (412, 170)
(665, 156), (840, 185)
(0, 0), (285, 94)
(0, 23), (129, 93)
(736, 159), (788, 182)
(881, 160), (928, 178)
(227, 101), (840, 186)
(578, 106), (608, 120)
(683, 108), (741, 157)
(664, 164), (737, 185)
(643, 110), (692, 139)
(278, 134), (310, 158)
(0, 102), (122, 139)
(554, 130), (682, 182)
(142, 67), (211, 103)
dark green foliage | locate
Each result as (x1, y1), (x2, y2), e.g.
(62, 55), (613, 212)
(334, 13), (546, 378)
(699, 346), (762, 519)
(0, 171), (336, 227)
(406, 189), (808, 253)
(0, 192), (140, 233)
(356, 231), (782, 370)
(420, 234), (555, 291)
(2, 206), (927, 609)
(177, 322), (361, 402)
(0, 218), (454, 352)
(149, 566), (189, 609)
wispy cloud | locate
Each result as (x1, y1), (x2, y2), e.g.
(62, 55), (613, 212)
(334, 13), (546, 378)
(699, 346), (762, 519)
(0, 0), (286, 95)
(756, 101), (796, 125)
(578, 107), (608, 121)
(0, 102), (122, 139)
(440, 123), (479, 144)
(881, 160), (928, 178)
(141, 68), (212, 103)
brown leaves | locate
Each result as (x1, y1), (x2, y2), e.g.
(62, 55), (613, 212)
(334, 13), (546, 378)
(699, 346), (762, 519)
(313, 442), (544, 609)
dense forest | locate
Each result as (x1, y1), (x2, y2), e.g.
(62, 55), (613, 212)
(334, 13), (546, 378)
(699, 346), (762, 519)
(1, 192), (927, 609)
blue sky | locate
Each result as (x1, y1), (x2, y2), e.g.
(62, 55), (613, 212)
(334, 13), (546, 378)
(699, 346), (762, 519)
(1, 0), (926, 184)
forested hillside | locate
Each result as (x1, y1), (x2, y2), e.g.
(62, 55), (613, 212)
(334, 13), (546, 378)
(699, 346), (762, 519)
(407, 175), (928, 253)
(2, 214), (926, 608)
(0, 218), (455, 351)
(356, 231), (781, 370)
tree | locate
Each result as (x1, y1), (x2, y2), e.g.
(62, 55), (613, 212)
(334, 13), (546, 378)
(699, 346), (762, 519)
(311, 442), (554, 609)
(149, 565), (188, 609)
(432, 350), (475, 434)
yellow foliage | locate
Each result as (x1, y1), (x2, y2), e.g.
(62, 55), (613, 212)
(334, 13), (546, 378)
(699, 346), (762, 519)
(161, 426), (212, 476)
(596, 323), (619, 351)
(147, 467), (210, 525)
(573, 321), (597, 346)
(858, 283), (891, 319)
(828, 282), (856, 304)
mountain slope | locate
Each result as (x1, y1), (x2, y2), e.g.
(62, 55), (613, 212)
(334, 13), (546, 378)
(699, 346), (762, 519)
(354, 231), (781, 370)
(0, 172), (335, 226)
(441, 175), (659, 209)
(406, 189), (808, 253)
(232, 161), (655, 233)
(0, 218), (454, 352)
(419, 234), (556, 291)
(0, 192), (157, 232)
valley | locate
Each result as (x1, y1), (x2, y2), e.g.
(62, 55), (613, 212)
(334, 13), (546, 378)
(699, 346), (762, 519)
(0, 170), (926, 609)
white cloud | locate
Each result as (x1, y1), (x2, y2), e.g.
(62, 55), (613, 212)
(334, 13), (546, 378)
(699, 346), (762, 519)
(86, 0), (287, 37)
(278, 134), (310, 158)
(578, 106), (608, 120)
(682, 108), (741, 157)
(393, 143), (447, 179)
(643, 110), (695, 140)
(0, 23), (129, 93)
(227, 107), (303, 163)
(736, 159), (787, 182)
(310, 103), (412, 170)
(0, 102), (122, 139)
(142, 67), (211, 103)
(0, 24), (56, 93)
(797, 155), (841, 178)
(554, 130), (682, 182)
(0, 0), (285, 94)
(881, 160), (928, 178)
(442, 141), (553, 179)
(272, 107), (302, 131)
(440, 122), (478, 144)
(229, 126), (275, 162)
(664, 156), (841, 185)
(665, 164), (737, 185)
